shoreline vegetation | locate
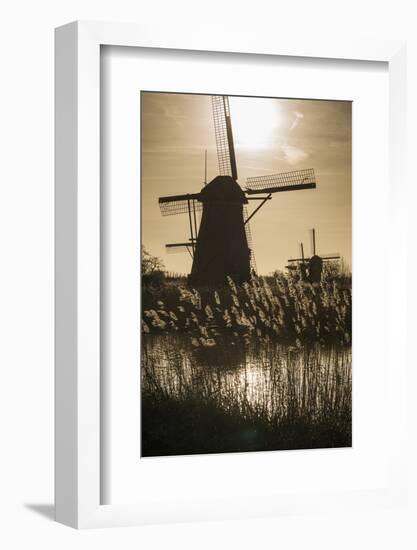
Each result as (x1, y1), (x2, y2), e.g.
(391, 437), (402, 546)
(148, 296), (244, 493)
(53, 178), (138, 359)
(141, 264), (352, 457)
(143, 264), (351, 348)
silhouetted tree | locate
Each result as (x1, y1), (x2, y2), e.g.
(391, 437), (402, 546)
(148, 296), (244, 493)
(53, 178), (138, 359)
(142, 246), (165, 289)
(142, 245), (164, 274)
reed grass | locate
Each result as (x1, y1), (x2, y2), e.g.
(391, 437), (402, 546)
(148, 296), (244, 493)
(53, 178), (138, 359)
(142, 265), (351, 347)
(141, 335), (351, 456)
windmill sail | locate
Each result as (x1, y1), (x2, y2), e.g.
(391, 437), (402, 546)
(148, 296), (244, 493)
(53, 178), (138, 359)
(158, 193), (202, 216)
(308, 228), (340, 260)
(243, 206), (257, 274)
(310, 228), (316, 255)
(320, 253), (341, 260)
(166, 242), (195, 251)
(212, 96), (238, 180)
(165, 242), (195, 261)
(245, 168), (316, 195)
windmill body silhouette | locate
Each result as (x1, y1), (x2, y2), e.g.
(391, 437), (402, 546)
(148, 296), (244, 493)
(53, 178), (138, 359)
(159, 95), (318, 286)
(190, 175), (250, 286)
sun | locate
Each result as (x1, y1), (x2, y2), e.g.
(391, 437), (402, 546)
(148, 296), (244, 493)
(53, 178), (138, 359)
(230, 97), (281, 149)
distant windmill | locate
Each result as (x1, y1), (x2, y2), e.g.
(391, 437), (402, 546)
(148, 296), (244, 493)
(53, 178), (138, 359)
(158, 95), (318, 287)
(287, 228), (341, 283)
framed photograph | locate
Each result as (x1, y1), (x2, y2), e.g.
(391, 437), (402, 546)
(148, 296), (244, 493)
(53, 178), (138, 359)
(55, 21), (407, 528)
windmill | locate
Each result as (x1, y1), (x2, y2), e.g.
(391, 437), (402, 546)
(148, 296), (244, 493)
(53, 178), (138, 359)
(158, 95), (318, 287)
(287, 228), (341, 283)
(285, 242), (309, 280)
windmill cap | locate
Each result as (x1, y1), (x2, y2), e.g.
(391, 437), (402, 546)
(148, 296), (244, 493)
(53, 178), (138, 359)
(199, 175), (248, 204)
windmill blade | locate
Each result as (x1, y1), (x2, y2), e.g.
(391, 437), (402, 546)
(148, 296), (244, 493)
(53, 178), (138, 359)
(165, 242), (194, 259)
(245, 168), (316, 195)
(158, 193), (202, 216)
(288, 257), (311, 263)
(307, 229), (340, 261)
(310, 228), (316, 256)
(243, 206), (257, 274)
(166, 242), (195, 250)
(321, 253), (341, 261)
(212, 96), (238, 180)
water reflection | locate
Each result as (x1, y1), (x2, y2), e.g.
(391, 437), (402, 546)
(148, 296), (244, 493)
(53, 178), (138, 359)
(142, 334), (351, 420)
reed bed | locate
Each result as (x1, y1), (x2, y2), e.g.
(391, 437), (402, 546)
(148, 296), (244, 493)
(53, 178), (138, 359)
(142, 266), (351, 347)
(141, 334), (352, 456)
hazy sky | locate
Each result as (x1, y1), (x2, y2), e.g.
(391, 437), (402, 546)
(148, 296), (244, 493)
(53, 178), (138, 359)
(141, 92), (351, 275)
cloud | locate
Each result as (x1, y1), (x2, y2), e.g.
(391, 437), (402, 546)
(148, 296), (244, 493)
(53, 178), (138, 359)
(280, 143), (309, 164)
(290, 111), (304, 131)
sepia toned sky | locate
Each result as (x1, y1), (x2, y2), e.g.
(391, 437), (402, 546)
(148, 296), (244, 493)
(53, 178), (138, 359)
(141, 92), (351, 275)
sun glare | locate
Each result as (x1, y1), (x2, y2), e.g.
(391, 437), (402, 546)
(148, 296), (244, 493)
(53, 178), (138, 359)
(230, 97), (280, 148)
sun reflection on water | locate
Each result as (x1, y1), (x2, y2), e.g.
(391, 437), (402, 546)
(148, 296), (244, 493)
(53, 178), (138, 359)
(142, 334), (351, 420)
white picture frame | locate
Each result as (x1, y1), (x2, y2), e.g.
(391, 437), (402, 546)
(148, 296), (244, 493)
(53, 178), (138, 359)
(55, 21), (407, 529)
